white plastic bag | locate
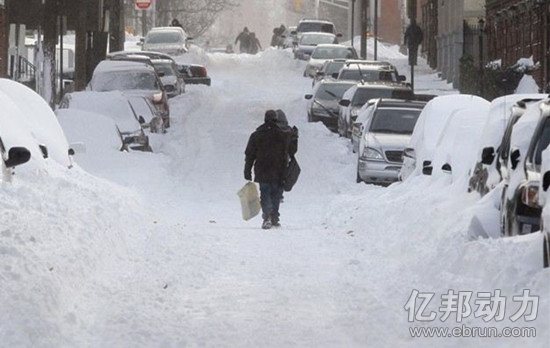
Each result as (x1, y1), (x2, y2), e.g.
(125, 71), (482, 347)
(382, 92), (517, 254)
(237, 182), (261, 221)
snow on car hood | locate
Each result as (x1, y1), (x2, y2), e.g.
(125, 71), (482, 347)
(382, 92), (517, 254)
(366, 132), (410, 150)
(63, 91), (142, 134)
(0, 79), (70, 168)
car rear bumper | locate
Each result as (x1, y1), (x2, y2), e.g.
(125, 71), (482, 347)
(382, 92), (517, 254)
(358, 158), (402, 184)
(183, 77), (211, 86)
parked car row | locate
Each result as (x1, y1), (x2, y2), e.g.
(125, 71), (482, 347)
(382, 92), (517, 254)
(400, 93), (550, 267)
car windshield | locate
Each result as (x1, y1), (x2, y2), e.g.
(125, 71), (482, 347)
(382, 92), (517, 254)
(297, 22), (334, 33)
(300, 34), (335, 45)
(352, 88), (413, 106)
(315, 84), (353, 101)
(325, 62), (345, 75)
(153, 63), (175, 77)
(339, 69), (396, 82)
(312, 47), (356, 59)
(369, 108), (421, 134)
(92, 71), (160, 91)
(146, 31), (183, 44)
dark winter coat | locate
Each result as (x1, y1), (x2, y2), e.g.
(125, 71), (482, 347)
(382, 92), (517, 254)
(244, 121), (296, 184)
(235, 31), (251, 53)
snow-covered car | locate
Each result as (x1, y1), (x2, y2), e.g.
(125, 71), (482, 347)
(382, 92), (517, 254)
(88, 60), (170, 127)
(468, 94), (547, 196)
(150, 58), (185, 97)
(127, 96), (165, 134)
(293, 32), (339, 60)
(304, 79), (356, 132)
(338, 82), (414, 138)
(351, 101), (376, 154)
(337, 60), (406, 83)
(400, 95), (490, 181)
(500, 99), (550, 236)
(428, 104), (491, 187)
(304, 44), (359, 78)
(0, 78), (71, 171)
(538, 147), (550, 267)
(58, 91), (152, 152)
(141, 27), (190, 56)
(356, 99), (425, 184)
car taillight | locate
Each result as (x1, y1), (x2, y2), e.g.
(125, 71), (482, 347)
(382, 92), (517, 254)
(191, 66), (207, 77)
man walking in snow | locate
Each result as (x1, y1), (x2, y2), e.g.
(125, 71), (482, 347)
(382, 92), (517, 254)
(404, 18), (423, 66)
(235, 27), (251, 53)
(244, 110), (297, 229)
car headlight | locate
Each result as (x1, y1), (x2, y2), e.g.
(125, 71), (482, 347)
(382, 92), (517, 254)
(360, 147), (384, 161)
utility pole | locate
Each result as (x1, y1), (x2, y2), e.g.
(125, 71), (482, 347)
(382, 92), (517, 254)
(374, 0), (378, 60)
(360, 0), (368, 59)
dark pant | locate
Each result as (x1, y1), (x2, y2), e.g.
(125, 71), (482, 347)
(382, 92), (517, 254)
(259, 182), (283, 222)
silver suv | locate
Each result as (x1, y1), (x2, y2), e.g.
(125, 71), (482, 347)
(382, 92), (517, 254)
(356, 99), (426, 185)
(292, 18), (337, 45)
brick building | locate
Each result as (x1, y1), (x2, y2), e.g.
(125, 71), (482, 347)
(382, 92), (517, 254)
(485, 0), (550, 90)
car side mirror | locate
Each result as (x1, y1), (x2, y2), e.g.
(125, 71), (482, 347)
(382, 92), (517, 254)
(4, 147), (31, 168)
(339, 99), (351, 107)
(39, 144), (48, 159)
(304, 94), (313, 100)
(403, 147), (415, 159)
(336, 33), (343, 37)
(510, 149), (521, 170)
(397, 75), (406, 81)
(331, 72), (339, 79)
(422, 160), (432, 175)
(481, 146), (495, 165)
(157, 71), (165, 77)
(441, 163), (452, 174)
(138, 116), (146, 124)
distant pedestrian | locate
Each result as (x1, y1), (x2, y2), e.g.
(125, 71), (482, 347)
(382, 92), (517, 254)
(248, 32), (262, 54)
(244, 110), (298, 229)
(235, 27), (251, 53)
(404, 18), (423, 66)
(171, 18), (184, 30)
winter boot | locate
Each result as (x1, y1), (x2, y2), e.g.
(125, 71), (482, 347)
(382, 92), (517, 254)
(271, 216), (280, 227)
(262, 218), (272, 229)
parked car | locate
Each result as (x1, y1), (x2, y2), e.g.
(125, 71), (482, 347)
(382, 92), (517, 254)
(0, 78), (71, 169)
(400, 95), (490, 181)
(500, 99), (550, 236)
(292, 18), (338, 45)
(150, 58), (185, 97)
(58, 91), (152, 152)
(312, 59), (347, 86)
(468, 94), (547, 196)
(88, 60), (170, 127)
(141, 27), (191, 56)
(127, 96), (166, 133)
(294, 32), (339, 60)
(538, 148), (550, 267)
(428, 104), (491, 187)
(304, 44), (359, 78)
(336, 60), (407, 83)
(338, 82), (414, 138)
(356, 99), (425, 184)
(178, 63), (212, 86)
(108, 50), (210, 87)
(351, 101), (376, 154)
(304, 79), (356, 132)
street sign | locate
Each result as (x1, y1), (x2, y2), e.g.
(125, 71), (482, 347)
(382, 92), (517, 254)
(135, 0), (152, 10)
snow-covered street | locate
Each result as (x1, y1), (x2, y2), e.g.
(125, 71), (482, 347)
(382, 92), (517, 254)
(1, 44), (548, 347)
